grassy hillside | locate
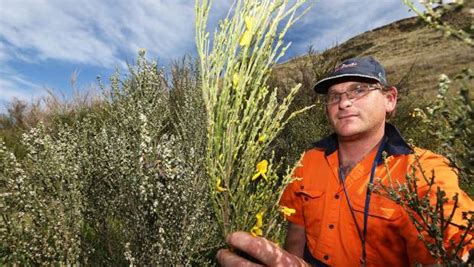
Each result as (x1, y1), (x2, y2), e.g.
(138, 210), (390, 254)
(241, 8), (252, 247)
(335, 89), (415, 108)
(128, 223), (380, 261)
(275, 2), (473, 98)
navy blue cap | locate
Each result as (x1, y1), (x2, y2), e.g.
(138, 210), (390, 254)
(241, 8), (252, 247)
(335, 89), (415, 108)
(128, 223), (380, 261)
(313, 56), (388, 94)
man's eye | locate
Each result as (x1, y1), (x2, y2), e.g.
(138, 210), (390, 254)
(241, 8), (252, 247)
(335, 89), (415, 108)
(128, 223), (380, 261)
(353, 87), (367, 95)
(328, 94), (339, 101)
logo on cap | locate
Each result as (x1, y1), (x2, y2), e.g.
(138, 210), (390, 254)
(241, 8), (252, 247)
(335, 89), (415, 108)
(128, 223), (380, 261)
(334, 62), (357, 72)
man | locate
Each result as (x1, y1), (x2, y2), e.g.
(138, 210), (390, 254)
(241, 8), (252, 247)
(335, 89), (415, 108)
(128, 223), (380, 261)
(217, 56), (473, 266)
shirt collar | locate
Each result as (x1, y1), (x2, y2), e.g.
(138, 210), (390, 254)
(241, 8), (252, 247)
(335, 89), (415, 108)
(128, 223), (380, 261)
(312, 123), (413, 158)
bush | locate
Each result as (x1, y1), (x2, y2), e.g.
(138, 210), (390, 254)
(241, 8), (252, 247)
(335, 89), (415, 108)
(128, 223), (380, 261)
(408, 70), (473, 195)
(1, 124), (83, 264)
(1, 52), (219, 265)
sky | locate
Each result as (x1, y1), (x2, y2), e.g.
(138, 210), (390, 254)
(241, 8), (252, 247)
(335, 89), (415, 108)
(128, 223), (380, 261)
(0, 0), (424, 112)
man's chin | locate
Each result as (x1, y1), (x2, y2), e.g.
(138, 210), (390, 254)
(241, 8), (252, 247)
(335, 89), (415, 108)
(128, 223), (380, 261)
(335, 125), (358, 135)
(335, 127), (363, 141)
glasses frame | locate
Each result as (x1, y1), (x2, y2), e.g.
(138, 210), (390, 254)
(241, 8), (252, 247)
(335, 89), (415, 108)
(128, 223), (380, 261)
(325, 83), (384, 105)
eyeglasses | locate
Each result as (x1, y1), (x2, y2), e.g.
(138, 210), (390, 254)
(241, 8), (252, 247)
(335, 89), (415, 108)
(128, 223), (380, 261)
(325, 84), (383, 105)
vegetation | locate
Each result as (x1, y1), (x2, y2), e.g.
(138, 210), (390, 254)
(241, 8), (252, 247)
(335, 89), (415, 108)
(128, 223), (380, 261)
(375, 1), (473, 265)
(195, 0), (311, 242)
(0, 0), (472, 265)
(1, 53), (219, 265)
(403, 0), (473, 46)
(375, 152), (473, 265)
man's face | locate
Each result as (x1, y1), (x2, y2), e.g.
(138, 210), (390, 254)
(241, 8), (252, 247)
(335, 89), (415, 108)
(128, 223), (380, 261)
(325, 80), (397, 141)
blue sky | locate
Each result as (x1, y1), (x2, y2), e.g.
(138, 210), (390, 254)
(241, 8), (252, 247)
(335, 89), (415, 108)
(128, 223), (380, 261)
(0, 0), (424, 112)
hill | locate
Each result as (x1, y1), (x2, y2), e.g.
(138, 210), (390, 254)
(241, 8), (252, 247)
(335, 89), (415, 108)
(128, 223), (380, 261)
(274, 2), (474, 98)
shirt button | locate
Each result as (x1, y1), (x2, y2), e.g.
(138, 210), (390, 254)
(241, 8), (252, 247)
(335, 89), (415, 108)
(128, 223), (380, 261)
(335, 194), (340, 199)
(323, 255), (329, 260)
(329, 224), (334, 229)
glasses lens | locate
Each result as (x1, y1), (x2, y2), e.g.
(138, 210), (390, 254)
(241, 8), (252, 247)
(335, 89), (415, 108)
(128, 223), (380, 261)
(348, 85), (371, 98)
(325, 94), (338, 105)
(325, 84), (380, 105)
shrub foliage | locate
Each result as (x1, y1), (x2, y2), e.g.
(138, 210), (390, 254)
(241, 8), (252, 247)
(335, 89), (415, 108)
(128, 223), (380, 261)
(1, 52), (219, 265)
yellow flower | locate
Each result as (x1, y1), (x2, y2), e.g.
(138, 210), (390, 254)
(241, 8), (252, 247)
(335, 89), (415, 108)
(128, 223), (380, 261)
(258, 134), (266, 143)
(250, 226), (262, 237)
(251, 160), (268, 181)
(280, 206), (296, 217)
(239, 16), (255, 47)
(250, 211), (264, 237)
(240, 31), (252, 47)
(255, 211), (263, 226)
(216, 178), (227, 192)
(244, 16), (254, 31)
(232, 73), (239, 87)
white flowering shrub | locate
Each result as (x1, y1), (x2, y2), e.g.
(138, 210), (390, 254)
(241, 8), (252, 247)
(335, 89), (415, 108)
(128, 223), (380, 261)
(0, 124), (84, 264)
(1, 51), (219, 265)
(77, 51), (219, 265)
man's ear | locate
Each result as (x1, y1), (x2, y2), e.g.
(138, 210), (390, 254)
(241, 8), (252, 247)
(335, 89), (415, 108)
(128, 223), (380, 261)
(384, 86), (398, 114)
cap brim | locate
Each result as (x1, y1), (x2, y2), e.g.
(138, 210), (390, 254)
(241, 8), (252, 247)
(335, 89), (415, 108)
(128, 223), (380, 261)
(313, 74), (384, 94)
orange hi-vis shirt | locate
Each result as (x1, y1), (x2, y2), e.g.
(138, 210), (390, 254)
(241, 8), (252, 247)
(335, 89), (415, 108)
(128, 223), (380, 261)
(280, 124), (473, 266)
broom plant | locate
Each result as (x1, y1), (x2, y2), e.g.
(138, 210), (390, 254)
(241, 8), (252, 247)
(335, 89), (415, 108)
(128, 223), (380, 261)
(374, 154), (473, 265)
(195, 0), (313, 241)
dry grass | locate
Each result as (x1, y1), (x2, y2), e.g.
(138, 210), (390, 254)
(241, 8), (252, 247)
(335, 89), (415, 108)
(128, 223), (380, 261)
(1, 86), (103, 129)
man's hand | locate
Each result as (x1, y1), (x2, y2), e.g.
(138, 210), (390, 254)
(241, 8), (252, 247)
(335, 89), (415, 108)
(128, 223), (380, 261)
(216, 231), (308, 266)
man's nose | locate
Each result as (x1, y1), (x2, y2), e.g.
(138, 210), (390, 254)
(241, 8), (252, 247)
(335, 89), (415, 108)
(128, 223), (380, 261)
(338, 93), (352, 109)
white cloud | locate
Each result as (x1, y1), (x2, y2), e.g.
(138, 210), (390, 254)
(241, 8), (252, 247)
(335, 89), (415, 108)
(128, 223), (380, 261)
(0, 74), (45, 102)
(0, 0), (227, 67)
(0, 0), (425, 104)
(0, 42), (9, 62)
(0, 1), (115, 66)
(0, 0), (426, 65)
(0, 0), (227, 104)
